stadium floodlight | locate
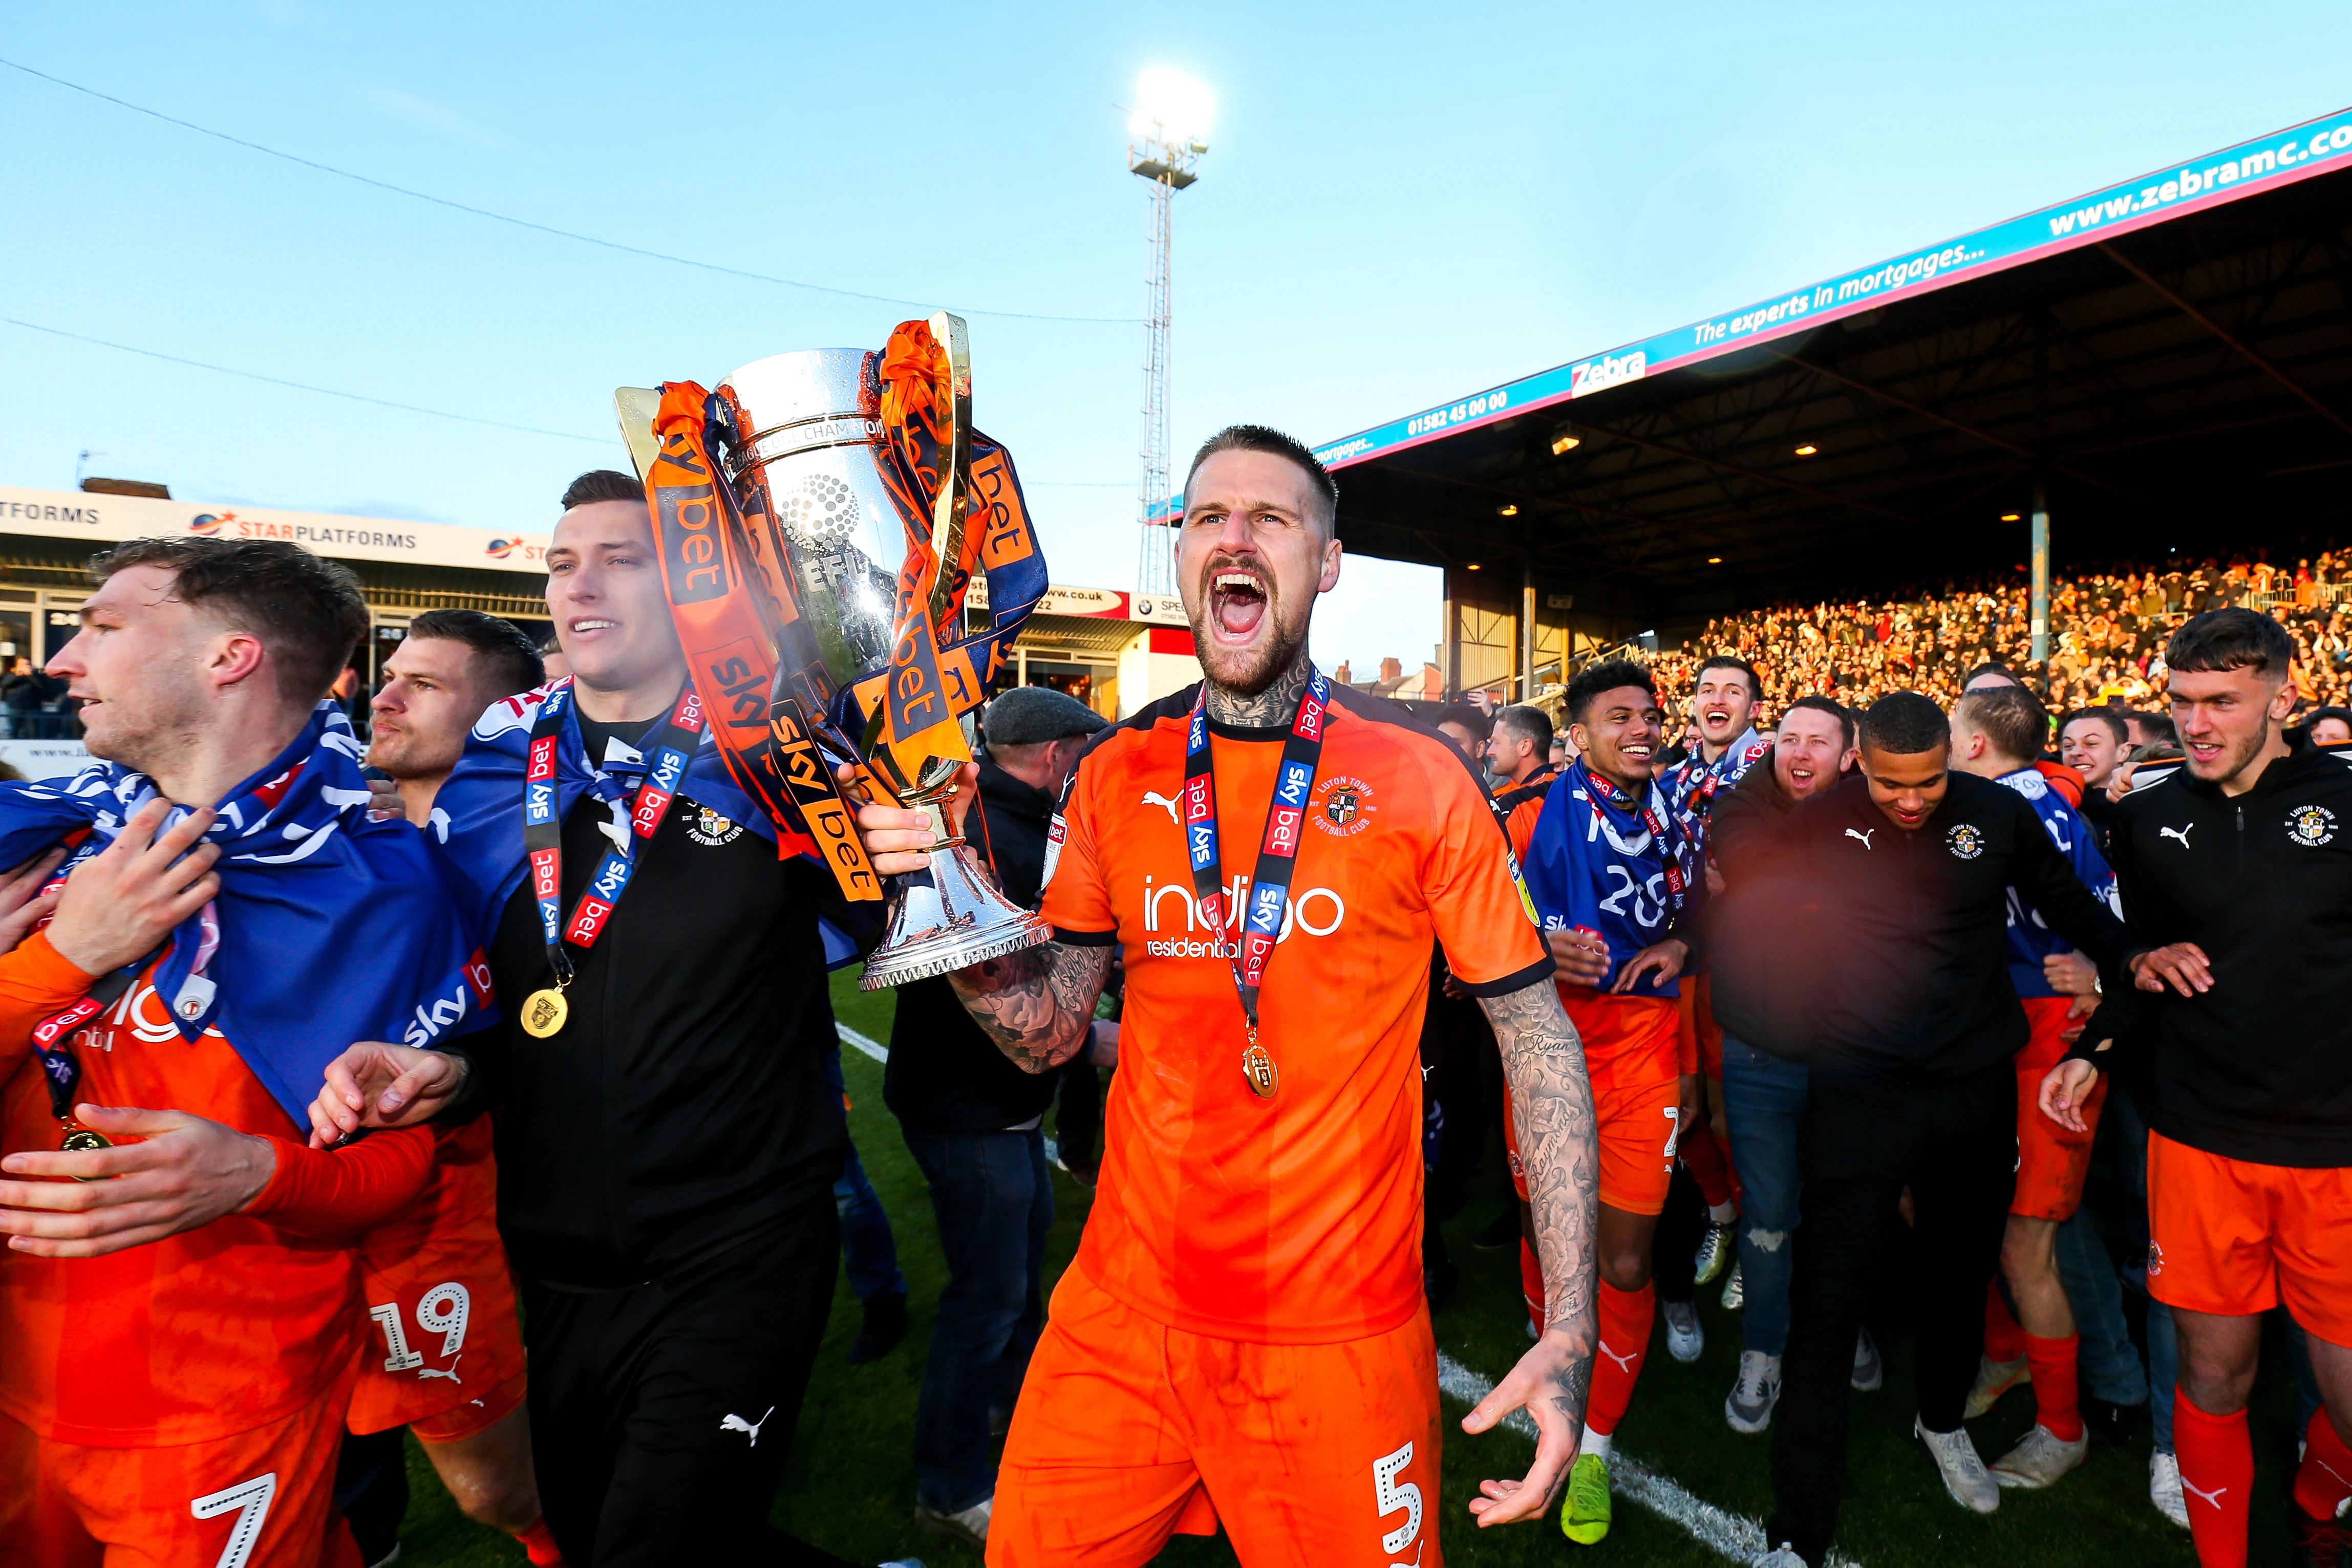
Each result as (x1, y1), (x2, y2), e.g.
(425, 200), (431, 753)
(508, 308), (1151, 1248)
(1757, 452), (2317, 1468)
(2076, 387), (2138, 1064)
(1550, 422), (1582, 456)
(1498, 504), (1519, 517)
(1131, 68), (1213, 148)
(1129, 68), (1212, 597)
(1793, 443), (1820, 457)
(2001, 512), (2022, 522)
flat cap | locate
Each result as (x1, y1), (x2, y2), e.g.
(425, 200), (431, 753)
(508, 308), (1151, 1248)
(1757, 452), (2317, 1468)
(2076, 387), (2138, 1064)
(985, 684), (1108, 746)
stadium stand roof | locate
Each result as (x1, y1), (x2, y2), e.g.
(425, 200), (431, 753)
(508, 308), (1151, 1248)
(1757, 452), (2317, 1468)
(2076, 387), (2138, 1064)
(1313, 106), (2352, 635)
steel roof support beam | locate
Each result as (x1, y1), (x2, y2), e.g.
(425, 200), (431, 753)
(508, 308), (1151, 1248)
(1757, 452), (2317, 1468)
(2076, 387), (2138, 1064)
(2100, 241), (2352, 442)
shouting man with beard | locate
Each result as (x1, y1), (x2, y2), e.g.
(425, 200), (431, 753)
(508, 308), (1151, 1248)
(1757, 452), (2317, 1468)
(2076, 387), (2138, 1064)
(858, 424), (1602, 1567)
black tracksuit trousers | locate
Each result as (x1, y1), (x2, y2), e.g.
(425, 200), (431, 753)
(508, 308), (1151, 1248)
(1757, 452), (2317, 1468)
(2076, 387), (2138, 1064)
(521, 1196), (849, 1567)
(1766, 1057), (2015, 1566)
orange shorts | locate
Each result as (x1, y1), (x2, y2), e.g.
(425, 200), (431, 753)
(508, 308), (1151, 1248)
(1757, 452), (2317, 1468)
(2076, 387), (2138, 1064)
(2012, 996), (2105, 1222)
(0, 1372), (361, 1568)
(1514, 1001), (1684, 1222)
(1571, 992), (1682, 1217)
(990, 1266), (1444, 1568)
(2147, 1131), (2352, 1344)
(347, 1127), (526, 1441)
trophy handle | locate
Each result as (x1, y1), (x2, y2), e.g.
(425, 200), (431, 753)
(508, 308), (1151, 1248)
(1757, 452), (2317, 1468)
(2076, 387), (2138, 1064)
(613, 386), (664, 479)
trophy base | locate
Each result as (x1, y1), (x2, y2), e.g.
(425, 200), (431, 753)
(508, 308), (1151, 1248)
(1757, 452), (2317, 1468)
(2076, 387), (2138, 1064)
(858, 840), (1054, 990)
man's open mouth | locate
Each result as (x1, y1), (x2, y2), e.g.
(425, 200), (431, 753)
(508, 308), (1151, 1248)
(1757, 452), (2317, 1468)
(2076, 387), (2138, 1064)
(1208, 568), (1269, 640)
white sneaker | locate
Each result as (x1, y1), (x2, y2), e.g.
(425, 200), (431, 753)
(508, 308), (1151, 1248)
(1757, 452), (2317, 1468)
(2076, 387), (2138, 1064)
(1991, 1422), (2089, 1488)
(913, 1494), (991, 1546)
(1963, 1352), (2030, 1419)
(1850, 1327), (1883, 1392)
(1664, 1299), (1704, 1363)
(2149, 1449), (2190, 1530)
(1725, 1349), (1782, 1433)
(1914, 1416), (2000, 1514)
(1753, 1548), (1809, 1567)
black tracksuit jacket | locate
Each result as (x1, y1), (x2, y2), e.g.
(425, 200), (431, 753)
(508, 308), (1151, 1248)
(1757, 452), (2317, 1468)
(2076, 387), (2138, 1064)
(2067, 733), (2352, 1167)
(1720, 769), (2138, 1083)
(450, 783), (848, 1288)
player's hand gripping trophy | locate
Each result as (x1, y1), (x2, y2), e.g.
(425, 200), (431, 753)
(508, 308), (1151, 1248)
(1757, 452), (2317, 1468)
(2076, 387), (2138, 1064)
(614, 312), (1053, 988)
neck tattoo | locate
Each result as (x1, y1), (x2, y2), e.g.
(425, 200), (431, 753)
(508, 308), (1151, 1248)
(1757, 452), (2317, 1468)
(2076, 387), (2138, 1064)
(1204, 646), (1313, 729)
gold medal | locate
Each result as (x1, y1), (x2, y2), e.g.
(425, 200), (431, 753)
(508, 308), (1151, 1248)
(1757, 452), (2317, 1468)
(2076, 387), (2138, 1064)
(1241, 1042), (1279, 1099)
(520, 986), (570, 1039)
(60, 1125), (112, 1182)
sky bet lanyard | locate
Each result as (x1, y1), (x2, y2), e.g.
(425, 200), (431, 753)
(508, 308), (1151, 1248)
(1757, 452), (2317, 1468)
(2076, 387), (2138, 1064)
(517, 680), (705, 1039)
(1572, 759), (1691, 924)
(1182, 665), (1330, 1100)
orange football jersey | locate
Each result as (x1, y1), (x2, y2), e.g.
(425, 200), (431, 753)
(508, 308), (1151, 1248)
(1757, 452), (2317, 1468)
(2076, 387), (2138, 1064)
(1040, 686), (1550, 1343)
(0, 940), (402, 1445)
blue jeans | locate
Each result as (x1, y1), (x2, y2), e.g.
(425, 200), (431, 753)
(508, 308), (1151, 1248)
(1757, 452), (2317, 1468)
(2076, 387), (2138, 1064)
(825, 1046), (905, 1304)
(1719, 1035), (1809, 1358)
(2055, 1202), (2147, 1406)
(902, 1125), (1054, 1513)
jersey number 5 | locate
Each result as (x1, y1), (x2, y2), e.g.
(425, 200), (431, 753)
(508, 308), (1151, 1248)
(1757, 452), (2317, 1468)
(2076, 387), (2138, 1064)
(369, 1281), (473, 1371)
(1373, 1440), (1423, 1558)
(191, 1472), (276, 1568)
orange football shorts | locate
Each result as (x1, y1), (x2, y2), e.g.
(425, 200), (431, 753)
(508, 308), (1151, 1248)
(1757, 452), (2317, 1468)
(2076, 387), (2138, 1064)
(2012, 995), (2104, 1223)
(989, 1266), (1444, 1568)
(2146, 1130), (2352, 1344)
(0, 1369), (361, 1568)
(1565, 993), (1682, 1217)
(347, 1202), (526, 1440)
(1498, 1039), (1681, 1217)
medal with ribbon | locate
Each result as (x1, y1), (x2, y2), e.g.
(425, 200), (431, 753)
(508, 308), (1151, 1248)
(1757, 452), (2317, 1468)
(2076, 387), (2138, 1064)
(1181, 666), (1331, 1099)
(29, 836), (157, 1171)
(518, 678), (705, 1038)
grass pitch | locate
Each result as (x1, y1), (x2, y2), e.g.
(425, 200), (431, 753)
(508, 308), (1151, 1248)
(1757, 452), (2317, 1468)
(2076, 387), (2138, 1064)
(396, 975), (2302, 1565)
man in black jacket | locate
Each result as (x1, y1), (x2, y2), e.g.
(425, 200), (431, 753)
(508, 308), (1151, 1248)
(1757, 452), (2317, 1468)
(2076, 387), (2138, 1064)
(2043, 609), (2352, 1567)
(1742, 692), (2150, 1568)
(885, 683), (1107, 1548)
(1707, 695), (1856, 1438)
(309, 471), (861, 1568)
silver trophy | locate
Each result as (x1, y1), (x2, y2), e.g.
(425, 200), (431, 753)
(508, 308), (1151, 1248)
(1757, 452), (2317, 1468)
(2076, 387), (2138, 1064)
(617, 317), (1052, 989)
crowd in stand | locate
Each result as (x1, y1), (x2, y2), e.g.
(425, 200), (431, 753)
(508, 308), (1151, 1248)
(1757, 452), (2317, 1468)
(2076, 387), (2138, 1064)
(1654, 550), (2352, 714)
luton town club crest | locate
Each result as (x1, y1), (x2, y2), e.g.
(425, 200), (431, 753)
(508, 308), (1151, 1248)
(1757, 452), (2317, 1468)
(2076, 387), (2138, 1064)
(1312, 775), (1375, 837)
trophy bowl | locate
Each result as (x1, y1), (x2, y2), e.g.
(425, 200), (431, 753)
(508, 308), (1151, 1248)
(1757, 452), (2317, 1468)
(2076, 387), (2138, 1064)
(718, 346), (1053, 989)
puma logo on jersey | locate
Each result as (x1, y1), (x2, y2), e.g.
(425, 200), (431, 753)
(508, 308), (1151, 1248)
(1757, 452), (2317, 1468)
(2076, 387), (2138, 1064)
(1141, 790), (1182, 825)
(2181, 1477), (2228, 1510)
(720, 1406), (775, 1447)
(2160, 825), (2194, 849)
(1597, 1342), (1639, 1372)
(417, 1356), (462, 1383)
(1845, 828), (1875, 850)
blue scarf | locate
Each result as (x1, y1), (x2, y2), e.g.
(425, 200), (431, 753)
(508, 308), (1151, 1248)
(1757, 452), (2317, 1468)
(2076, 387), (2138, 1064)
(1522, 758), (1694, 998)
(0, 704), (493, 1129)
(1662, 724), (1768, 847)
(430, 681), (862, 968)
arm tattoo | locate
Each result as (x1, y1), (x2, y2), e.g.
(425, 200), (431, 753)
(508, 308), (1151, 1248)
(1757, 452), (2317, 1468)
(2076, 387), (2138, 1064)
(1203, 645), (1313, 728)
(1480, 977), (1601, 1431)
(947, 940), (1113, 1073)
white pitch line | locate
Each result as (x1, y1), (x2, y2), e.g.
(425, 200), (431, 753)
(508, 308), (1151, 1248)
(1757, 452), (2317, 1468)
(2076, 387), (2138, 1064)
(1434, 1350), (1860, 1568)
(837, 1024), (888, 1063)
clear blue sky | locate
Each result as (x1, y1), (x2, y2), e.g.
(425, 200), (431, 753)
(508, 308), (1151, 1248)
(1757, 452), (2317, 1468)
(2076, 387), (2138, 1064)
(4, 2), (2350, 673)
